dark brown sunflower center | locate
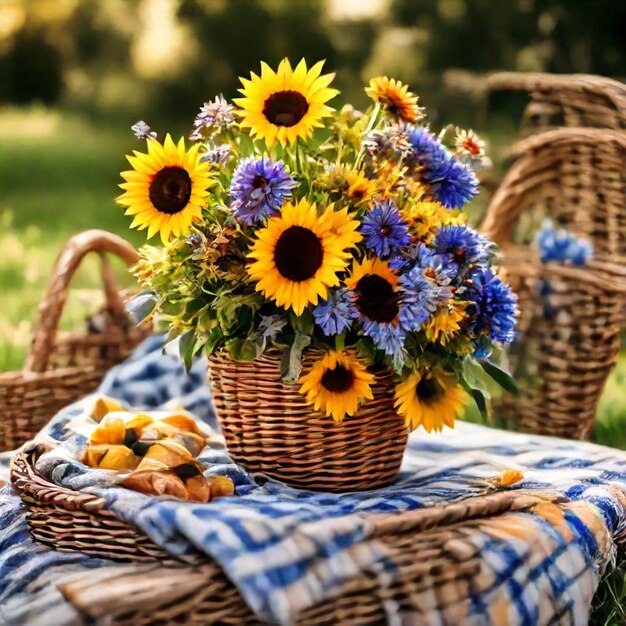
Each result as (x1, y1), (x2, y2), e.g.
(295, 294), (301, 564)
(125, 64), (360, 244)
(149, 166), (192, 215)
(415, 376), (444, 405)
(263, 90), (309, 127)
(355, 274), (399, 323)
(274, 226), (323, 282)
(321, 365), (355, 393)
(252, 175), (269, 190)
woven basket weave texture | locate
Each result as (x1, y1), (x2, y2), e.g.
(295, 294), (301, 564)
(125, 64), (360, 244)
(208, 349), (408, 492)
(0, 230), (148, 451)
(480, 128), (626, 439)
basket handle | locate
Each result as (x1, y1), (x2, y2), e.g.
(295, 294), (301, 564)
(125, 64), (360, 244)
(24, 229), (140, 374)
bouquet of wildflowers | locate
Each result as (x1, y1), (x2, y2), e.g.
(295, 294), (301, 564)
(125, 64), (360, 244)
(119, 59), (518, 433)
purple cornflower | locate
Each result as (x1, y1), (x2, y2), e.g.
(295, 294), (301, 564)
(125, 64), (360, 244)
(313, 289), (358, 336)
(361, 201), (410, 258)
(229, 157), (297, 224)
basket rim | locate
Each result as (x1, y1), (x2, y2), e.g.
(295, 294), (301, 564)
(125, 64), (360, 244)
(11, 441), (543, 531)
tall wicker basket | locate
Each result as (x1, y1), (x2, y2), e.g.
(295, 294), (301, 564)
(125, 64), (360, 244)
(208, 350), (408, 492)
(0, 230), (148, 451)
(480, 128), (626, 438)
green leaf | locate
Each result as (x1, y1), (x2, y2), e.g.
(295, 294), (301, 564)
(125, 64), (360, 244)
(471, 388), (490, 419)
(179, 330), (196, 371)
(462, 357), (491, 396)
(480, 360), (521, 397)
(225, 337), (260, 361)
(280, 331), (311, 383)
(205, 327), (224, 355)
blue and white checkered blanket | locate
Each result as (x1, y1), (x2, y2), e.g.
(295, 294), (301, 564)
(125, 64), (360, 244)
(1, 336), (626, 625)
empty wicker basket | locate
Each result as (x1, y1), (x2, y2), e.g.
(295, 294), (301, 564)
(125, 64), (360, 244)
(208, 349), (407, 491)
(0, 230), (148, 451)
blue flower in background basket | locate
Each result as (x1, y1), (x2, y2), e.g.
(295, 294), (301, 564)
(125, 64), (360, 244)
(536, 219), (593, 266)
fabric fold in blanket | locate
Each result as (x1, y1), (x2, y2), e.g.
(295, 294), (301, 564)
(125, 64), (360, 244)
(1, 335), (626, 625)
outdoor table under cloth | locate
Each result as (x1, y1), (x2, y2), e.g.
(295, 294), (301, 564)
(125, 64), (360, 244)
(1, 337), (626, 626)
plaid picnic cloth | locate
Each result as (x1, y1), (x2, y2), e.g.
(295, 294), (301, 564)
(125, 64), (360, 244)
(1, 336), (625, 625)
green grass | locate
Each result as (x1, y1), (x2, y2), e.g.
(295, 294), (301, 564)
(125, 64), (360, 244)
(0, 106), (142, 370)
(0, 106), (625, 620)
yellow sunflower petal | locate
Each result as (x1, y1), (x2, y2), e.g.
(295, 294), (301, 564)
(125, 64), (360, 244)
(236, 58), (338, 147)
(298, 350), (375, 422)
(117, 136), (213, 242)
(394, 369), (467, 433)
(247, 199), (359, 315)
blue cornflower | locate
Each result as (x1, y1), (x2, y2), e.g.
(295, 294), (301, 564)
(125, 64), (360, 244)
(467, 268), (518, 344)
(416, 245), (458, 283)
(434, 225), (489, 274)
(406, 126), (479, 209)
(362, 320), (406, 363)
(229, 157), (297, 224)
(389, 243), (420, 272)
(361, 201), (410, 258)
(426, 158), (478, 209)
(537, 220), (592, 266)
(398, 266), (451, 331)
(313, 289), (359, 336)
(406, 125), (448, 165)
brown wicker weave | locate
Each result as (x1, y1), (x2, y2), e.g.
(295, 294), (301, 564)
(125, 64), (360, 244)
(11, 444), (172, 562)
(0, 230), (148, 451)
(487, 72), (626, 132)
(208, 349), (408, 492)
(496, 251), (626, 439)
(481, 128), (626, 265)
(53, 489), (567, 626)
(480, 128), (626, 438)
(12, 442), (562, 625)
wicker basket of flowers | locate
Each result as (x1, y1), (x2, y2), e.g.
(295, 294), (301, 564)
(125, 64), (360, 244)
(120, 59), (518, 491)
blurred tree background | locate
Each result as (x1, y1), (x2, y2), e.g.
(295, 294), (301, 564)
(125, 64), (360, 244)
(1, 0), (624, 127)
(0, 0), (624, 450)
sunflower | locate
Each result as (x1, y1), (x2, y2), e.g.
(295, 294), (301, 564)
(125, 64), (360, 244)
(235, 58), (339, 146)
(345, 257), (400, 326)
(394, 368), (467, 432)
(423, 301), (466, 346)
(342, 168), (375, 205)
(247, 199), (360, 315)
(118, 135), (212, 243)
(299, 350), (375, 422)
(365, 76), (425, 123)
